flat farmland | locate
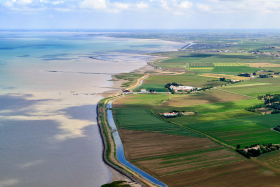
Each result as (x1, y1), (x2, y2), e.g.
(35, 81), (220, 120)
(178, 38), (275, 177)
(198, 73), (249, 80)
(113, 108), (204, 137)
(133, 83), (167, 92)
(169, 110), (258, 125)
(119, 129), (280, 187)
(220, 83), (280, 97)
(113, 93), (169, 109)
(184, 115), (280, 148)
(156, 99), (263, 114)
(257, 151), (280, 170)
(143, 74), (224, 87)
(212, 66), (260, 73)
(157, 89), (250, 108)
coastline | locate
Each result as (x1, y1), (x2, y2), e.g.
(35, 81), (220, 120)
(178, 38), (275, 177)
(98, 56), (167, 186)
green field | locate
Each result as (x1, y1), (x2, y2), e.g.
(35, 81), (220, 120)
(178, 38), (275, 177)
(143, 74), (224, 87)
(221, 83), (280, 97)
(133, 84), (167, 92)
(168, 110), (259, 125)
(212, 66), (261, 73)
(156, 99), (263, 114)
(113, 93), (169, 109)
(182, 114), (280, 148)
(113, 108), (204, 137)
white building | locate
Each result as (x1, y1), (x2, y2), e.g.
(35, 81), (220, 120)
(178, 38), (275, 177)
(141, 89), (147, 93)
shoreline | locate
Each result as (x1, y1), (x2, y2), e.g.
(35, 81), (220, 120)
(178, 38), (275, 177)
(98, 55), (168, 186)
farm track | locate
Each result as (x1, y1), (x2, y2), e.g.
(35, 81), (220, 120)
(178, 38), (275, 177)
(126, 74), (149, 91)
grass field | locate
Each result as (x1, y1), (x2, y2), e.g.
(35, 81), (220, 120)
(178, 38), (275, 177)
(212, 66), (261, 73)
(143, 74), (225, 87)
(156, 99), (263, 114)
(156, 89), (250, 108)
(168, 110), (259, 125)
(180, 114), (280, 148)
(133, 84), (167, 92)
(113, 93), (169, 109)
(113, 108), (204, 137)
(221, 83), (280, 97)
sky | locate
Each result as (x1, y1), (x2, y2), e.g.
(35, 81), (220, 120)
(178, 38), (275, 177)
(1, 0), (280, 29)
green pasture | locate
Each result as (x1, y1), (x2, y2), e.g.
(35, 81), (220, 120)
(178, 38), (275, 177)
(212, 66), (261, 73)
(113, 108), (204, 137)
(156, 99), (263, 114)
(221, 83), (280, 97)
(144, 74), (224, 87)
(183, 114), (280, 148)
(113, 93), (169, 109)
(189, 67), (214, 72)
(168, 110), (259, 125)
(133, 84), (167, 92)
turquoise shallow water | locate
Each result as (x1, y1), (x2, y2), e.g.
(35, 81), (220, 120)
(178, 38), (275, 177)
(0, 31), (183, 187)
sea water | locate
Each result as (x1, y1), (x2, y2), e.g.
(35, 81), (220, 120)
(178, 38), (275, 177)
(0, 31), (183, 187)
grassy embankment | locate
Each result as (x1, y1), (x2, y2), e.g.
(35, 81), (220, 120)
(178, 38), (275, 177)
(98, 96), (158, 187)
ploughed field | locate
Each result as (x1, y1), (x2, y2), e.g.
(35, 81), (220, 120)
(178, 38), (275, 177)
(112, 91), (280, 186)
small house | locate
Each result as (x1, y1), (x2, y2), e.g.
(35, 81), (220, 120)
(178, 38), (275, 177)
(141, 89), (147, 93)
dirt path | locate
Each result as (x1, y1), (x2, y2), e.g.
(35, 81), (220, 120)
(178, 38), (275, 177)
(126, 74), (149, 91)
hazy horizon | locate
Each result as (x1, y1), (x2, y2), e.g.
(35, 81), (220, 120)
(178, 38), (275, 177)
(1, 0), (280, 30)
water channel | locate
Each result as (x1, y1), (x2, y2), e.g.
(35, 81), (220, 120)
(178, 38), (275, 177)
(106, 100), (167, 187)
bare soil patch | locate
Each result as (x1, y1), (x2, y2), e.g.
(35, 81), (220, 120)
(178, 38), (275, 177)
(118, 129), (280, 186)
(118, 129), (219, 160)
(158, 161), (280, 187)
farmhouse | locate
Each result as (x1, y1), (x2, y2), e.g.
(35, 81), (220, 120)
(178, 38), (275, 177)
(231, 79), (240, 82)
(170, 85), (201, 92)
(244, 145), (260, 153)
(163, 112), (178, 117)
(141, 89), (147, 93)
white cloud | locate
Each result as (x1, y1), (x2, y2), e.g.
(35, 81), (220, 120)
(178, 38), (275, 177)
(0, 179), (19, 187)
(177, 1), (192, 9)
(136, 2), (149, 9)
(197, 3), (211, 11)
(114, 2), (128, 9)
(80, 0), (106, 9)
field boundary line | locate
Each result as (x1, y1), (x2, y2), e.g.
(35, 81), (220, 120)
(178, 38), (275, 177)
(216, 88), (257, 99)
(148, 110), (235, 150)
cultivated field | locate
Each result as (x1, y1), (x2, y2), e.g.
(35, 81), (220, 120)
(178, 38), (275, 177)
(156, 99), (263, 114)
(119, 129), (280, 187)
(157, 89), (250, 108)
(198, 73), (249, 80)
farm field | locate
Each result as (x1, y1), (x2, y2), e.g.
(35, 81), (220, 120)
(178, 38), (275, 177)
(143, 74), (225, 87)
(118, 129), (280, 187)
(179, 114), (280, 148)
(109, 33), (280, 186)
(156, 99), (263, 114)
(113, 108), (204, 137)
(133, 83), (167, 92)
(113, 93), (169, 109)
(156, 89), (250, 108)
(257, 151), (280, 170)
(168, 110), (258, 125)
(198, 73), (249, 80)
(212, 66), (261, 73)
(220, 83), (280, 97)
